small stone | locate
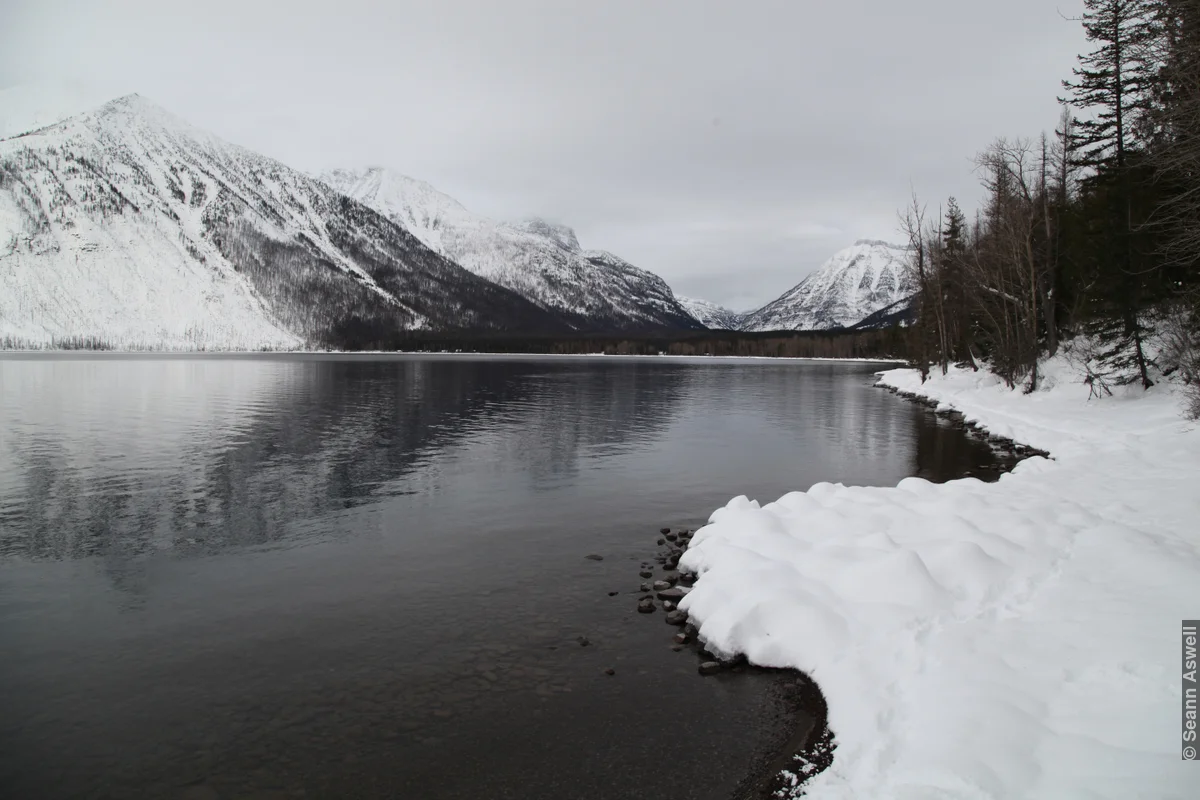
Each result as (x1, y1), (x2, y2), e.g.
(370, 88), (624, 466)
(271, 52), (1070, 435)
(698, 661), (722, 676)
(656, 587), (687, 602)
(662, 600), (676, 612)
(585, 554), (604, 561)
(665, 532), (678, 542)
(665, 610), (687, 626)
(656, 538), (665, 545)
(576, 636), (590, 647)
(639, 570), (653, 579)
(660, 527), (671, 534)
(640, 583), (651, 592)
(637, 598), (656, 614)
(652, 580), (671, 591)
(608, 591), (619, 596)
(673, 632), (691, 645)
(603, 667), (615, 676)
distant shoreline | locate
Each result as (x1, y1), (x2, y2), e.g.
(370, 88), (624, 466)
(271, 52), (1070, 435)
(0, 350), (908, 364)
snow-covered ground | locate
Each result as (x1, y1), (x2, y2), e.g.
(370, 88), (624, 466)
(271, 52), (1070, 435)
(679, 350), (1199, 798)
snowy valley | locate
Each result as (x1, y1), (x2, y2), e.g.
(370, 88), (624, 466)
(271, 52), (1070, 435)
(0, 93), (919, 350)
(677, 240), (916, 335)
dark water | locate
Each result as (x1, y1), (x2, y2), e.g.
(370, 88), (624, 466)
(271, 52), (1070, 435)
(0, 355), (1007, 800)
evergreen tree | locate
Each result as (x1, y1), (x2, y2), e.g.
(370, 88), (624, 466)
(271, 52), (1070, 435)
(1062, 0), (1161, 387)
(941, 197), (976, 368)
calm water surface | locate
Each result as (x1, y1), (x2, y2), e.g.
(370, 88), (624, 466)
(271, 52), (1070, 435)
(0, 355), (1007, 799)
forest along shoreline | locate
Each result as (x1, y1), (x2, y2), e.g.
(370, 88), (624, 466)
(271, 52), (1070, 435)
(632, 384), (1045, 798)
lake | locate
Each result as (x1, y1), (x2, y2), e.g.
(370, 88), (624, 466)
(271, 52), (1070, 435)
(0, 355), (1012, 799)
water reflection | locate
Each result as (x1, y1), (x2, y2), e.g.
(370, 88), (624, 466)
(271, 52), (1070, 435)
(0, 355), (1009, 800)
(0, 358), (699, 561)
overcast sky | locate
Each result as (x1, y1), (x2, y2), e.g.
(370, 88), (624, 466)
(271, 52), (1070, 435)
(1, 0), (1088, 310)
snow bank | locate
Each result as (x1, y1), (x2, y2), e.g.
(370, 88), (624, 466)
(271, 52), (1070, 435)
(680, 351), (1200, 798)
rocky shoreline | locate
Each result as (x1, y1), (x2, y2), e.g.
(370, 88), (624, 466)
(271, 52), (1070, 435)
(620, 525), (837, 799)
(611, 385), (1049, 798)
(880, 381), (1052, 464)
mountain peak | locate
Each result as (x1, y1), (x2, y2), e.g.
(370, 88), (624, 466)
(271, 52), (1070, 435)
(677, 296), (745, 330)
(91, 93), (197, 133)
(851, 238), (907, 250)
(512, 218), (581, 252)
(740, 239), (914, 331)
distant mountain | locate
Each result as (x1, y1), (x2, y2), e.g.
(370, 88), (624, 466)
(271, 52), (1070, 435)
(741, 240), (913, 331)
(676, 296), (745, 330)
(0, 95), (565, 349)
(321, 167), (704, 332)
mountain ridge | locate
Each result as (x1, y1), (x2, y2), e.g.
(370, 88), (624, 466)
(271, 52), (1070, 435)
(321, 166), (704, 333)
(739, 239), (913, 331)
(0, 95), (567, 349)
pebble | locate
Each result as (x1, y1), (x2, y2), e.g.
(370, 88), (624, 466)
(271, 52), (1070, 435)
(640, 583), (651, 592)
(637, 598), (656, 614)
(672, 632), (690, 645)
(603, 668), (616, 676)
(608, 591), (619, 596)
(585, 554), (604, 561)
(662, 600), (675, 612)
(576, 636), (590, 647)
(639, 570), (653, 579)
(656, 587), (687, 602)
(660, 527), (671, 534)
(656, 538), (665, 545)
(652, 580), (671, 591)
(665, 610), (688, 626)
(698, 661), (722, 676)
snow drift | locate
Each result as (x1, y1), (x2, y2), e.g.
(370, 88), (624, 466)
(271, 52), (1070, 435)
(679, 351), (1199, 798)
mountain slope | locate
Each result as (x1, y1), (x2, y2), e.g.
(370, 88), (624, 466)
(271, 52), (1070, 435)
(0, 95), (565, 349)
(741, 240), (913, 331)
(676, 296), (744, 330)
(321, 167), (703, 332)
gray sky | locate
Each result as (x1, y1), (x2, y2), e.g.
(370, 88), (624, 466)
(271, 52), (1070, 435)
(2, 0), (1088, 310)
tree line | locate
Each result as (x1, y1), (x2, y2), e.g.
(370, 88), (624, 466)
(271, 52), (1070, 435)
(903, 0), (1200, 416)
(386, 327), (908, 359)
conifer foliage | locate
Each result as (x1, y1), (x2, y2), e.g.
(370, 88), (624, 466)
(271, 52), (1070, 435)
(905, 0), (1200, 410)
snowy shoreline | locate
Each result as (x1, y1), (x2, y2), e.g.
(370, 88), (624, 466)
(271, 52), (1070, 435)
(677, 352), (1199, 798)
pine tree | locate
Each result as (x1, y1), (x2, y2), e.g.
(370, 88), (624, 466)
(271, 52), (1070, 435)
(941, 197), (976, 368)
(1062, 0), (1161, 387)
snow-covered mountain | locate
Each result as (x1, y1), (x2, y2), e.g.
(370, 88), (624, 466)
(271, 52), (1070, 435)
(321, 167), (703, 332)
(0, 95), (564, 349)
(676, 296), (745, 330)
(741, 239), (914, 331)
